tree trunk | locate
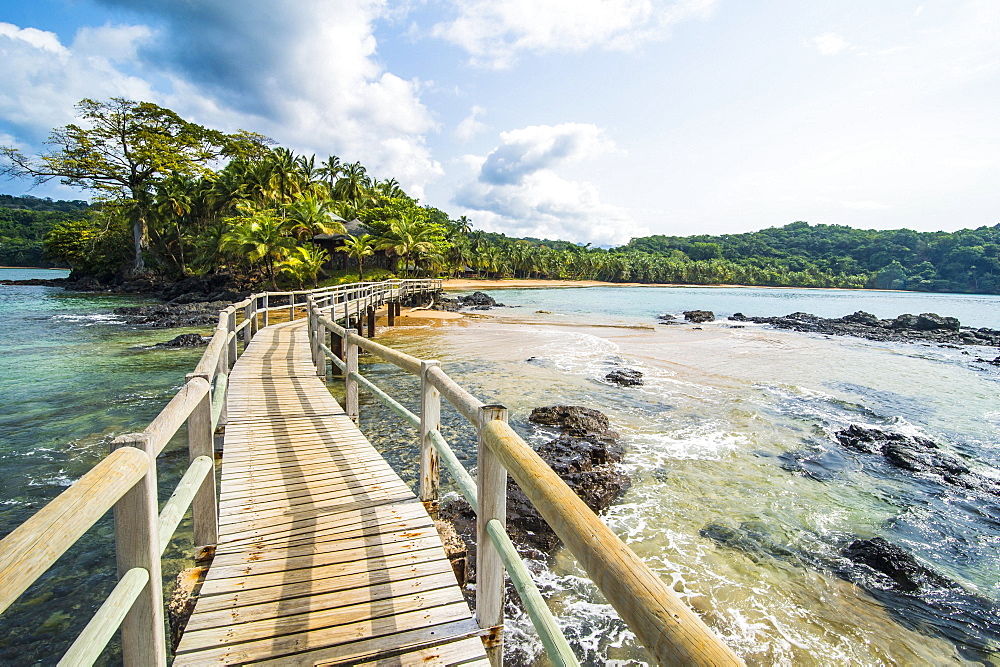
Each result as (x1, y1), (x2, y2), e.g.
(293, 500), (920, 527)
(132, 216), (147, 274)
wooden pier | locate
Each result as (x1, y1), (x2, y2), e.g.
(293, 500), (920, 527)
(0, 280), (742, 666)
(173, 321), (487, 664)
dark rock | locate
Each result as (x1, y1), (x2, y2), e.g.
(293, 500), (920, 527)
(732, 310), (1000, 347)
(155, 333), (210, 348)
(840, 310), (881, 326)
(439, 405), (629, 565)
(683, 309), (715, 323)
(842, 537), (953, 592)
(113, 300), (234, 328)
(832, 425), (1000, 496)
(605, 368), (643, 386)
(657, 313), (677, 322)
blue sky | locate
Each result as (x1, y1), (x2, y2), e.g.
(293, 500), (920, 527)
(1, 0), (998, 245)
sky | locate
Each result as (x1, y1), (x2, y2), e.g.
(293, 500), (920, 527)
(1, 0), (998, 246)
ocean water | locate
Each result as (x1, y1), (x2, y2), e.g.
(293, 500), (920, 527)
(2, 276), (998, 664)
(0, 268), (212, 663)
(361, 286), (1000, 665)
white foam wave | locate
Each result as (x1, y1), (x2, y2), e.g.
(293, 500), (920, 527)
(52, 313), (125, 326)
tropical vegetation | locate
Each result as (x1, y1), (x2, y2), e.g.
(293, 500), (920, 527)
(1, 98), (997, 295)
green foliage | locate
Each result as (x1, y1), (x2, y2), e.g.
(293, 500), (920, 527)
(0, 197), (91, 267)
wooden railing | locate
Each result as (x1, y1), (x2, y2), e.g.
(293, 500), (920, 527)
(0, 279), (441, 666)
(305, 287), (744, 666)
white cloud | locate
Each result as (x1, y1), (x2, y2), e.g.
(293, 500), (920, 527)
(454, 123), (646, 245)
(0, 22), (155, 139)
(480, 122), (616, 185)
(812, 32), (851, 55)
(455, 105), (487, 141)
(1, 2), (443, 199)
(431, 0), (717, 68)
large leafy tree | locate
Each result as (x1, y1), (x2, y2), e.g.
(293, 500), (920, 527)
(1, 98), (251, 273)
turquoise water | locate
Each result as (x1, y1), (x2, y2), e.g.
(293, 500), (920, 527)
(0, 269), (211, 663)
(489, 285), (1000, 329)
(2, 275), (998, 664)
(364, 286), (1000, 665)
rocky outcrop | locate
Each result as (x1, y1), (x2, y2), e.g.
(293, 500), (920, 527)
(728, 310), (1000, 347)
(842, 537), (954, 593)
(684, 310), (715, 323)
(439, 405), (629, 569)
(154, 333), (210, 348)
(113, 301), (233, 328)
(834, 424), (999, 495)
(436, 291), (506, 311)
(605, 368), (644, 386)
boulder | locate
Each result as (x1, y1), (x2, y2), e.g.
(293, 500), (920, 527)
(155, 333), (210, 348)
(683, 310), (715, 323)
(842, 537), (953, 592)
(439, 405), (629, 562)
(914, 313), (960, 331)
(605, 368), (643, 386)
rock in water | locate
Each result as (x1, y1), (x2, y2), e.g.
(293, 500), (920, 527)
(155, 333), (210, 348)
(605, 368), (644, 386)
(842, 537), (953, 592)
(683, 310), (715, 323)
(439, 405), (629, 567)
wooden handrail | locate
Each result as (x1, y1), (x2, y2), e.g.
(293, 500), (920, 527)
(0, 446), (150, 614)
(143, 376), (211, 455)
(481, 420), (743, 666)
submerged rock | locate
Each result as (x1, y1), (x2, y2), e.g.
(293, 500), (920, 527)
(842, 537), (953, 593)
(605, 368), (644, 386)
(435, 291), (505, 312)
(834, 424), (999, 495)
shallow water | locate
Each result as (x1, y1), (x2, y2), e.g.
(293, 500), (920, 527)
(359, 286), (1000, 665)
(0, 269), (212, 663)
(2, 277), (998, 664)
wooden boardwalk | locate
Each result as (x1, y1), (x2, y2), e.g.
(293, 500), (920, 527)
(173, 321), (487, 665)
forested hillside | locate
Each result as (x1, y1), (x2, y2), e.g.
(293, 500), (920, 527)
(623, 221), (1000, 293)
(0, 196), (90, 267)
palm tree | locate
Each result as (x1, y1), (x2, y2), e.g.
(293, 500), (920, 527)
(317, 155), (342, 196)
(154, 173), (196, 275)
(223, 207), (294, 287)
(377, 214), (440, 277)
(334, 162), (370, 207)
(283, 194), (346, 241)
(279, 243), (329, 288)
(336, 233), (376, 280)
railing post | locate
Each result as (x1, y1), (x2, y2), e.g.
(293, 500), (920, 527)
(243, 302), (252, 349)
(262, 293), (269, 328)
(185, 373), (218, 548)
(345, 331), (359, 423)
(250, 297), (259, 337)
(110, 433), (166, 667)
(476, 404), (509, 665)
(289, 292), (296, 321)
(419, 361), (441, 515)
(226, 308), (237, 371)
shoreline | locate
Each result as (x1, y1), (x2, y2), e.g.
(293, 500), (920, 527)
(441, 278), (904, 292)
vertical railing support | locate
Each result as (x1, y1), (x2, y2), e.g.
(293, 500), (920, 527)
(262, 293), (269, 328)
(243, 302), (252, 349)
(226, 308), (237, 371)
(345, 332), (359, 423)
(110, 432), (166, 667)
(185, 373), (218, 548)
(476, 404), (509, 665)
(289, 292), (296, 321)
(419, 361), (441, 515)
(249, 297), (259, 338)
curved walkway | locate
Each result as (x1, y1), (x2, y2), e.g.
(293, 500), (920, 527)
(173, 321), (486, 665)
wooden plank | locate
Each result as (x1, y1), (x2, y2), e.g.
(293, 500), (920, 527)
(176, 319), (484, 665)
(174, 604), (478, 665)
